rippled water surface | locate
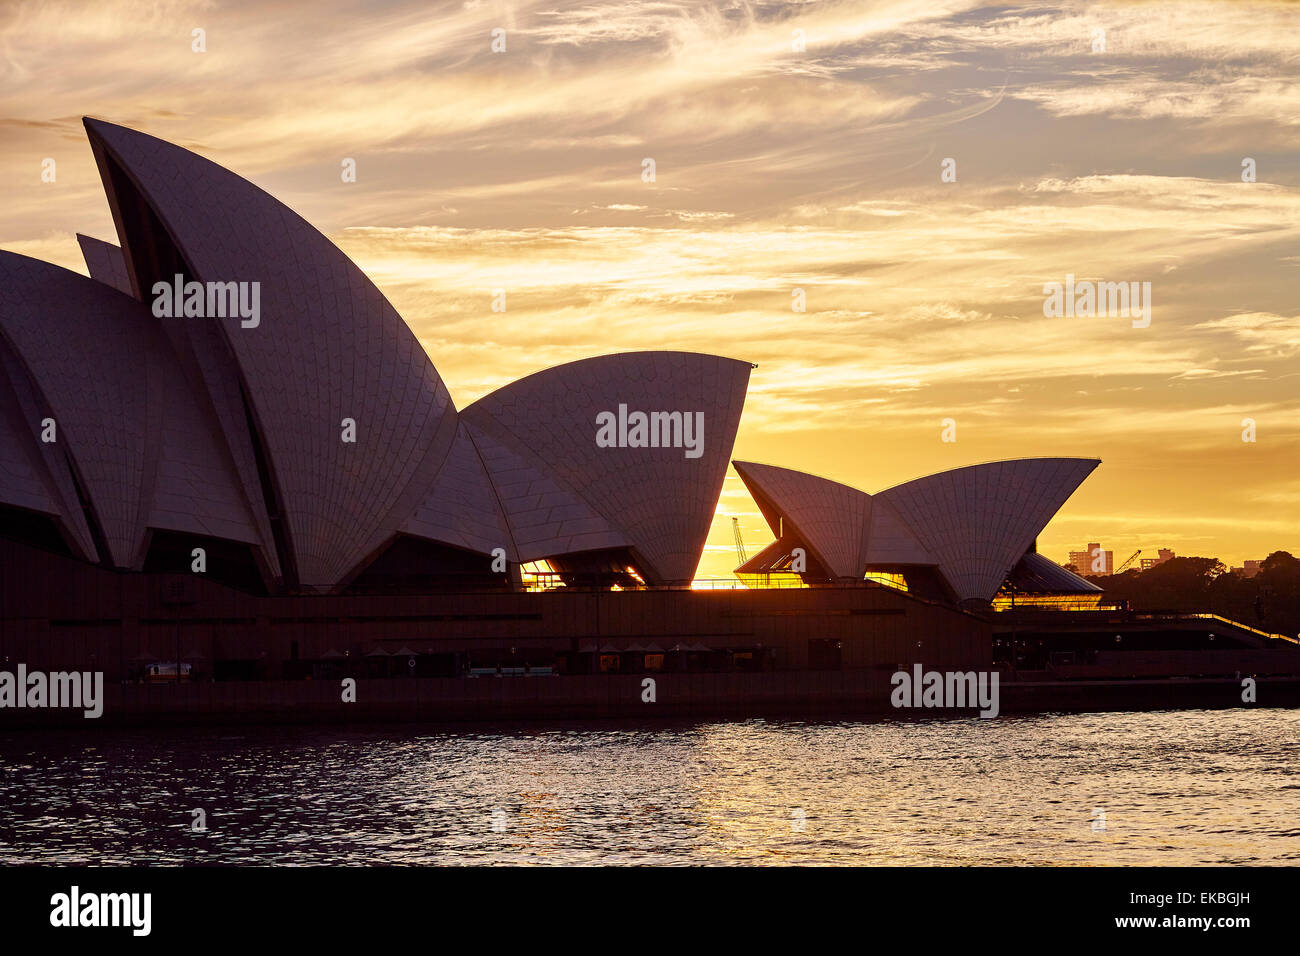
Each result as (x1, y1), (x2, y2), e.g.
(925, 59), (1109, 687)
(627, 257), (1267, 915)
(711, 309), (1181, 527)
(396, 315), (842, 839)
(1, 710), (1297, 865)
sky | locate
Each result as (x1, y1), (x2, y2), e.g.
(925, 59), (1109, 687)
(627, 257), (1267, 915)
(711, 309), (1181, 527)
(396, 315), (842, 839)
(1, 0), (1297, 579)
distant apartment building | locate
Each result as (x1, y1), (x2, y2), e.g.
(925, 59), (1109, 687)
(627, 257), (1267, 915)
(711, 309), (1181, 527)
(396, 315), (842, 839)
(1235, 559), (1264, 579)
(1069, 542), (1113, 575)
(1140, 549), (1175, 570)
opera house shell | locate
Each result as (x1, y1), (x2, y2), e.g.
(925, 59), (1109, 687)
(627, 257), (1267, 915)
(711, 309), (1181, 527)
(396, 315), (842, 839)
(1, 118), (1093, 610)
(0, 119), (750, 595)
(733, 459), (1103, 607)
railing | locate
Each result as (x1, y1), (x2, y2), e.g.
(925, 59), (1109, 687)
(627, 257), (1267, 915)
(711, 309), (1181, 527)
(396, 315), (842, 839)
(690, 577), (808, 590)
(997, 607), (1298, 644)
(522, 576), (815, 592)
(1128, 612), (1298, 644)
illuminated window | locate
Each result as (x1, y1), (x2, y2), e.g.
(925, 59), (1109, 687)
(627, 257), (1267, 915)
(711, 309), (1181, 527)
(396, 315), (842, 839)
(990, 593), (1112, 611)
(735, 571), (806, 590)
(864, 570), (908, 591)
(521, 559), (565, 592)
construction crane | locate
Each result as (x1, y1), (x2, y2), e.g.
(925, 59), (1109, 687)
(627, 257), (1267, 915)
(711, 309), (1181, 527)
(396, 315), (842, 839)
(731, 517), (747, 565)
(1116, 549), (1141, 573)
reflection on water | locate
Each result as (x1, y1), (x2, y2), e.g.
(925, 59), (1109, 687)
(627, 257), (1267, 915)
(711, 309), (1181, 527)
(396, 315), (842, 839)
(1, 710), (1297, 865)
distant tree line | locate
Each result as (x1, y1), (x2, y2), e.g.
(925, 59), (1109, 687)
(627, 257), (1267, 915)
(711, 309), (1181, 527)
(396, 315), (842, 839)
(1067, 551), (1300, 638)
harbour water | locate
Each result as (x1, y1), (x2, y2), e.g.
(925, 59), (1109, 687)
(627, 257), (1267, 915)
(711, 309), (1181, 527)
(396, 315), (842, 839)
(1, 709), (1297, 865)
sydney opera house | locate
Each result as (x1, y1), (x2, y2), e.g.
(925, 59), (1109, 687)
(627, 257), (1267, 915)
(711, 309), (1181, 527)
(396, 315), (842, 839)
(1, 119), (1294, 723)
